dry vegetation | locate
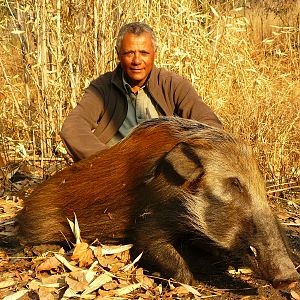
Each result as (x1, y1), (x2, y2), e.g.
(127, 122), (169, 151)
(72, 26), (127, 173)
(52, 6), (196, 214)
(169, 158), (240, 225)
(0, 0), (300, 298)
(0, 0), (299, 180)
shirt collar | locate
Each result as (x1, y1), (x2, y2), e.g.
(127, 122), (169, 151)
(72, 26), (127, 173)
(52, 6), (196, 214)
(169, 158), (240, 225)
(122, 71), (133, 94)
(122, 71), (149, 94)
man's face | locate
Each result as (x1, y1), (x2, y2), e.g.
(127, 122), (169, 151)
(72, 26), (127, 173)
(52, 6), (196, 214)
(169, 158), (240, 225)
(118, 32), (156, 91)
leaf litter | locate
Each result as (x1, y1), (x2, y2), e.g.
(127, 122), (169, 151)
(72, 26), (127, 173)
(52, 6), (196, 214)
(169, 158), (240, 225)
(1, 174), (300, 299)
(0, 204), (208, 299)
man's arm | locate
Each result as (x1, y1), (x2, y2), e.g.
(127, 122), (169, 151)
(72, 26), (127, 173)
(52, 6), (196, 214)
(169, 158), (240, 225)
(60, 87), (108, 161)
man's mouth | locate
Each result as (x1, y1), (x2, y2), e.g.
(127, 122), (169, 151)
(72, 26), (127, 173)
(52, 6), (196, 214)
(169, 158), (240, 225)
(130, 68), (143, 72)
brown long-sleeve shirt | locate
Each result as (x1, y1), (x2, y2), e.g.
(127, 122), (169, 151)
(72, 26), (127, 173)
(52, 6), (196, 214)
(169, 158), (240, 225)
(60, 64), (222, 161)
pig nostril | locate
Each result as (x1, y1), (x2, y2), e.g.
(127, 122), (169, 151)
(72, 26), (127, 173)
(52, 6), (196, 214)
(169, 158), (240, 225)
(249, 246), (258, 257)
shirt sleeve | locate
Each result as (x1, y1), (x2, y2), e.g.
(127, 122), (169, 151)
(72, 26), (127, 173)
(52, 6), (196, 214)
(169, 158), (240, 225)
(60, 87), (108, 161)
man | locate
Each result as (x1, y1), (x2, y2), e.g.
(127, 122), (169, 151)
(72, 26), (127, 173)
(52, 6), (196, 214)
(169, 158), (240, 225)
(60, 22), (222, 161)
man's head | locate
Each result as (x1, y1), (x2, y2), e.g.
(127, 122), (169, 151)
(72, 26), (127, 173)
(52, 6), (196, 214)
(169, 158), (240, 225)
(116, 22), (157, 91)
(116, 22), (157, 53)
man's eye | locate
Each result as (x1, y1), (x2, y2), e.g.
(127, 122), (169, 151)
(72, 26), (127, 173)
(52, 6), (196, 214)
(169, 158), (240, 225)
(121, 51), (149, 57)
(122, 51), (134, 57)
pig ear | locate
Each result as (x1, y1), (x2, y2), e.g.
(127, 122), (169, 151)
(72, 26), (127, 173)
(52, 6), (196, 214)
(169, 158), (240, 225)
(146, 142), (205, 186)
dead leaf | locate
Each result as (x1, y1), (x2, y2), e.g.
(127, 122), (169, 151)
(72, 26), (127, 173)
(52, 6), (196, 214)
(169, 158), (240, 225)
(31, 244), (62, 256)
(95, 256), (108, 268)
(69, 270), (89, 283)
(81, 273), (113, 296)
(291, 290), (300, 300)
(67, 213), (81, 244)
(114, 282), (142, 296)
(109, 261), (126, 273)
(98, 289), (115, 297)
(102, 280), (119, 291)
(135, 268), (155, 289)
(65, 274), (89, 292)
(289, 282), (298, 289)
(0, 279), (15, 289)
(3, 289), (28, 300)
(179, 283), (201, 296)
(135, 267), (144, 279)
(36, 256), (61, 272)
(71, 242), (94, 267)
(96, 254), (116, 268)
(0, 250), (9, 259)
(122, 252), (143, 271)
(54, 253), (80, 272)
(41, 274), (65, 286)
(27, 279), (41, 291)
(228, 267), (253, 275)
(141, 276), (155, 290)
(93, 245), (103, 259)
(62, 287), (79, 298)
(38, 286), (56, 300)
(101, 244), (133, 255)
(172, 286), (190, 295)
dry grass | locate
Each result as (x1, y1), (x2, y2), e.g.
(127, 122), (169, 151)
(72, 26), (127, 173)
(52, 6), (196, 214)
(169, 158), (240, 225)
(0, 0), (299, 181)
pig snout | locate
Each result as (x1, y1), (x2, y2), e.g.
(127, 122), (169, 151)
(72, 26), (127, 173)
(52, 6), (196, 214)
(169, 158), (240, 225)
(253, 249), (300, 288)
(249, 212), (300, 288)
(272, 269), (300, 289)
(266, 255), (299, 288)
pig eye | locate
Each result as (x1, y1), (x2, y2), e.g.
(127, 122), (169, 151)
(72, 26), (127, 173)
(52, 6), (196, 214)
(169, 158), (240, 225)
(229, 177), (243, 192)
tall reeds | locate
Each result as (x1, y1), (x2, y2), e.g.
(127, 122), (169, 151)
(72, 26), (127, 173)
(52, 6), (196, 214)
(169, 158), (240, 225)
(0, 0), (299, 180)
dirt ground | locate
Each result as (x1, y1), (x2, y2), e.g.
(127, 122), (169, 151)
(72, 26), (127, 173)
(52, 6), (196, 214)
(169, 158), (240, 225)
(0, 169), (299, 299)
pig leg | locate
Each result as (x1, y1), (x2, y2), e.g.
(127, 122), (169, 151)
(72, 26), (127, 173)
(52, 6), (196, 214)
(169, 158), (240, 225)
(132, 220), (195, 284)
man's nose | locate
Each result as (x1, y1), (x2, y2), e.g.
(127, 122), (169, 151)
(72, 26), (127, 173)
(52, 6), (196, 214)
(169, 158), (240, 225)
(132, 52), (141, 64)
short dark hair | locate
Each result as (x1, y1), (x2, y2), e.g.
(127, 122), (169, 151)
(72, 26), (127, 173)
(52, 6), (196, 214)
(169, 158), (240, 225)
(116, 22), (157, 53)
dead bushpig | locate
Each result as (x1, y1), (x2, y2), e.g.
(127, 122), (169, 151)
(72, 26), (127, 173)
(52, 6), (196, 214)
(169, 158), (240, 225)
(17, 117), (300, 287)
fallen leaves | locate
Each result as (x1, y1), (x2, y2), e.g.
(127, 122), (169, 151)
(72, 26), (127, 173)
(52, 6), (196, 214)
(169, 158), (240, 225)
(36, 255), (61, 272)
(0, 239), (209, 299)
(1, 196), (300, 299)
(71, 242), (94, 267)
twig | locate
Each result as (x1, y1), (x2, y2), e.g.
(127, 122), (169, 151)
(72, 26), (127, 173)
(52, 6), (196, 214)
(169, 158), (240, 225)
(267, 186), (300, 194)
(282, 223), (300, 227)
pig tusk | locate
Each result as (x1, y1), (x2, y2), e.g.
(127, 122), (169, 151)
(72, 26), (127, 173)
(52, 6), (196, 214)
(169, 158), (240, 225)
(249, 246), (258, 257)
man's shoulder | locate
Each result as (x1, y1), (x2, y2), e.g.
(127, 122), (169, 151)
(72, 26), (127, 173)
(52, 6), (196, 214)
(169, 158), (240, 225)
(88, 66), (122, 95)
(151, 66), (190, 85)
(153, 66), (178, 77)
(87, 66), (124, 100)
(91, 70), (114, 87)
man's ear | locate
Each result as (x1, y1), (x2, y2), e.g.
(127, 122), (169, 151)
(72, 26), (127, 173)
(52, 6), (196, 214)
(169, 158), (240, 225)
(115, 46), (120, 60)
(145, 142), (205, 186)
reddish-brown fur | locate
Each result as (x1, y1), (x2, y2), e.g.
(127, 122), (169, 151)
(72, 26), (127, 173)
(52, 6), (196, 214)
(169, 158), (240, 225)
(17, 118), (207, 245)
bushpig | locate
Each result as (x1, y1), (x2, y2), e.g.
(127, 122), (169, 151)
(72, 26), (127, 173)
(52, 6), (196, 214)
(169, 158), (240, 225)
(17, 117), (299, 287)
